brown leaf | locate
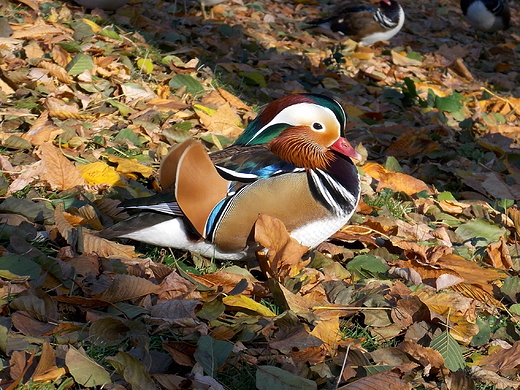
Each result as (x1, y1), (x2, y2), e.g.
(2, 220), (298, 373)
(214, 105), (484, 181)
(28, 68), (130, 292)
(11, 311), (55, 337)
(254, 214), (310, 282)
(217, 87), (251, 110)
(386, 129), (440, 157)
(196, 102), (243, 139)
(268, 278), (322, 314)
(162, 341), (196, 367)
(479, 341), (520, 376)
(396, 241), (453, 267)
(338, 365), (413, 389)
(363, 162), (431, 195)
(97, 274), (160, 303)
(188, 269), (268, 297)
(310, 312), (341, 356)
(156, 270), (200, 301)
(38, 142), (84, 191)
(54, 203), (77, 247)
(508, 206), (520, 236)
(470, 366), (520, 389)
(397, 340), (447, 376)
(82, 232), (137, 258)
(7, 351), (35, 390)
(89, 317), (131, 347)
(486, 237), (513, 270)
(32, 341), (57, 379)
(11, 25), (64, 39)
(38, 61), (73, 84)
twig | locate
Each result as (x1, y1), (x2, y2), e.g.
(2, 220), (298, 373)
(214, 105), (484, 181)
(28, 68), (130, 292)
(335, 343), (351, 390)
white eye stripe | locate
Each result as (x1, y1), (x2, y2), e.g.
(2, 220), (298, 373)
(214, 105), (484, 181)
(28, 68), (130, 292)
(248, 103), (341, 143)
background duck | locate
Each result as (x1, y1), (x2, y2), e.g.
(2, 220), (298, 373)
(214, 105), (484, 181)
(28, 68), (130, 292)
(100, 94), (361, 260)
(460, 0), (510, 32)
(304, 0), (405, 46)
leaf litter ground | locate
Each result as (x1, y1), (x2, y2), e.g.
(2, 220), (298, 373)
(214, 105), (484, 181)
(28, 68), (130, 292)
(0, 0), (520, 388)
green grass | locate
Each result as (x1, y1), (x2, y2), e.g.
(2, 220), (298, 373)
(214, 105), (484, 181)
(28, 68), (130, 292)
(341, 321), (399, 352)
(364, 188), (413, 221)
(217, 359), (257, 390)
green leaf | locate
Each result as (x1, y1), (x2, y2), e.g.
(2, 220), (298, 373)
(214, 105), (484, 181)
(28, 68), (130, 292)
(256, 365), (317, 390)
(510, 304), (520, 315)
(106, 352), (155, 390)
(0, 255), (42, 279)
(196, 297), (225, 322)
(434, 93), (463, 113)
(470, 318), (490, 347)
(169, 74), (204, 95)
(384, 156), (402, 173)
(407, 52), (423, 61)
(56, 41), (82, 53)
(495, 199), (514, 213)
(66, 53), (94, 75)
(238, 72), (267, 87)
(346, 255), (388, 279)
(438, 191), (456, 201)
(0, 197), (54, 223)
(71, 20), (95, 41)
(364, 365), (394, 375)
(99, 28), (122, 40)
(403, 77), (419, 100)
(66, 346), (111, 387)
(3, 135), (32, 150)
(107, 99), (135, 116)
(114, 128), (141, 145)
(383, 88), (404, 108)
(430, 330), (465, 371)
(501, 276), (520, 303)
(193, 335), (233, 377)
(455, 218), (507, 246)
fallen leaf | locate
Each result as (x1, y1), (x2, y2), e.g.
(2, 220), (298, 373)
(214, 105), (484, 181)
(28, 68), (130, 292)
(38, 142), (85, 190)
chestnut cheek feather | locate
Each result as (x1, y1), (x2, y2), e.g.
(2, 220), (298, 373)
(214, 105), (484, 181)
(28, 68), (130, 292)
(268, 127), (333, 170)
(330, 138), (361, 161)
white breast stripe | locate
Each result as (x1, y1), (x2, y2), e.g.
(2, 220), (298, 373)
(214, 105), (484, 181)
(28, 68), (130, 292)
(124, 202), (181, 215)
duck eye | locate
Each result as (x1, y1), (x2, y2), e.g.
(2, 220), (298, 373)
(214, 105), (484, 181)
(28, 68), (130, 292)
(312, 122), (324, 131)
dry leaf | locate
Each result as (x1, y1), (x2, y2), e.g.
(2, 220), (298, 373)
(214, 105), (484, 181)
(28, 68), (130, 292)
(38, 142), (85, 190)
(363, 162), (431, 195)
(195, 102), (243, 139)
(82, 232), (136, 258)
(97, 274), (160, 303)
(254, 214), (310, 282)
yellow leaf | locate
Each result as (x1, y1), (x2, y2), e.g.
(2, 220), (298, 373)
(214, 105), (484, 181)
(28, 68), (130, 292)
(137, 58), (154, 75)
(391, 51), (423, 66)
(78, 161), (123, 186)
(343, 105), (365, 118)
(106, 155), (153, 177)
(222, 295), (276, 317)
(82, 18), (102, 33)
(193, 104), (216, 116)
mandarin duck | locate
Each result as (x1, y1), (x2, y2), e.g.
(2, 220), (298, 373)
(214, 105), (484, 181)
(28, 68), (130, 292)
(100, 94), (361, 260)
(305, 0), (405, 46)
(460, 0), (510, 32)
